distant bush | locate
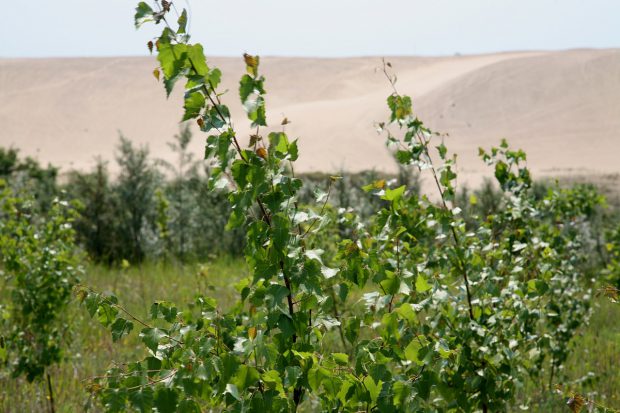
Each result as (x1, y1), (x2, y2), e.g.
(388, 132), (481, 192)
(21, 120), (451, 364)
(114, 135), (161, 263)
(65, 158), (124, 264)
(157, 124), (246, 261)
(0, 147), (59, 211)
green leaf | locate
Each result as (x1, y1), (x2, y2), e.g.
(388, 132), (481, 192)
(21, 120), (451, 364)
(363, 375), (381, 402)
(415, 275), (432, 293)
(277, 314), (295, 340)
(262, 370), (285, 395)
(239, 74), (255, 103)
(110, 318), (133, 342)
(182, 91), (205, 121)
(344, 317), (360, 344)
(177, 399), (201, 413)
(405, 340), (423, 365)
(271, 214), (291, 257)
(245, 96), (267, 127)
(208, 68), (222, 88)
(134, 2), (154, 28)
(157, 43), (188, 96)
(154, 387), (178, 413)
(308, 366), (330, 392)
(284, 366), (302, 387)
(380, 273), (400, 295)
(234, 365), (260, 391)
(381, 185), (406, 203)
(527, 279), (549, 296)
(140, 328), (166, 353)
(187, 44), (209, 77)
(387, 95), (412, 121)
(97, 302), (119, 327)
(101, 388), (128, 412)
(395, 150), (412, 164)
(225, 383), (241, 401)
(269, 132), (289, 156)
(289, 140), (299, 161)
(395, 303), (417, 324)
(177, 9), (188, 34)
(146, 357), (162, 378)
(157, 43), (187, 79)
(129, 387), (154, 413)
(392, 381), (411, 407)
(84, 293), (100, 318)
(337, 380), (354, 405)
(332, 353), (349, 366)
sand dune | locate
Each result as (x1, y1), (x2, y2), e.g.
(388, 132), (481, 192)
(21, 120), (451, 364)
(0, 49), (618, 189)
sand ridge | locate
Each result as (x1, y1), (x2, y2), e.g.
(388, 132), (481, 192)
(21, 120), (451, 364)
(0, 49), (618, 188)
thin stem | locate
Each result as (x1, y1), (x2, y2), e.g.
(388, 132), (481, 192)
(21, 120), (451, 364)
(174, 30), (306, 405)
(388, 236), (400, 313)
(549, 355), (556, 392)
(329, 287), (348, 350)
(46, 373), (55, 413)
(414, 132), (475, 321)
(302, 179), (334, 238)
(81, 286), (185, 346)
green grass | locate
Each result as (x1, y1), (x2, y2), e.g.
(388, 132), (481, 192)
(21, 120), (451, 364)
(516, 298), (620, 412)
(2, 257), (620, 412)
(0, 257), (248, 413)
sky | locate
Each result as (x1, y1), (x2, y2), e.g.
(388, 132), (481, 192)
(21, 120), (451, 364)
(1, 0), (619, 58)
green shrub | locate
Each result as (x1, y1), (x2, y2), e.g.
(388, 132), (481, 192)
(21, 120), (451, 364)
(66, 158), (124, 264)
(0, 147), (59, 212)
(0, 183), (81, 411)
(75, 5), (608, 412)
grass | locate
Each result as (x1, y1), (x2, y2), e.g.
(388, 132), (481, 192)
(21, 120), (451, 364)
(1, 257), (620, 412)
(517, 298), (620, 412)
(0, 257), (248, 413)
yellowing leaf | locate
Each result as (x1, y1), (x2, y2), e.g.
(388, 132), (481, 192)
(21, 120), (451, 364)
(362, 179), (386, 192)
(153, 68), (160, 81)
(243, 53), (259, 76)
(567, 393), (585, 413)
(248, 327), (257, 340)
(256, 147), (268, 159)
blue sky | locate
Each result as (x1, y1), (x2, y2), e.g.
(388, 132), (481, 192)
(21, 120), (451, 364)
(2, 0), (619, 58)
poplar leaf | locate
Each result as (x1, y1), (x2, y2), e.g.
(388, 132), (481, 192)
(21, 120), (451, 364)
(140, 328), (166, 353)
(154, 387), (178, 413)
(110, 318), (133, 342)
(256, 147), (268, 160)
(187, 44), (208, 76)
(415, 275), (432, 293)
(135, 2), (154, 28)
(177, 9), (188, 34)
(243, 53), (259, 76)
(182, 92), (205, 121)
(405, 340), (423, 365)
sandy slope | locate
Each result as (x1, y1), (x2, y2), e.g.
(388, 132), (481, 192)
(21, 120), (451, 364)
(0, 49), (618, 188)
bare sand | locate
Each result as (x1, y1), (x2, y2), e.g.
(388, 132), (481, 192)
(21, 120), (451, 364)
(0, 49), (619, 189)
